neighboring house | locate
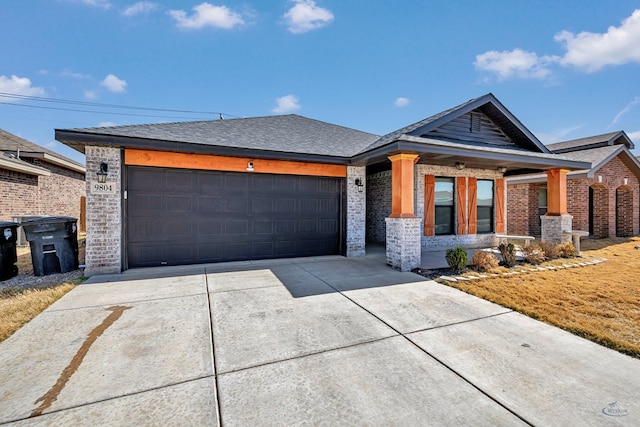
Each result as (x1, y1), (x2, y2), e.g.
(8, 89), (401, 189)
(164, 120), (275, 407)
(56, 93), (589, 275)
(0, 129), (86, 231)
(507, 131), (640, 238)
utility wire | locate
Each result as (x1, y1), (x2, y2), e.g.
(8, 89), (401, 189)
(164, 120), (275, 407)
(0, 92), (239, 119)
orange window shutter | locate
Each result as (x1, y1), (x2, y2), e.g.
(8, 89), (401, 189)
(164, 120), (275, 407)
(456, 176), (467, 235)
(468, 178), (477, 234)
(496, 178), (505, 233)
(424, 175), (435, 236)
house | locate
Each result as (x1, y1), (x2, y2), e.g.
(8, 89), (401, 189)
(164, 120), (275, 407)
(507, 131), (640, 238)
(0, 129), (86, 232)
(55, 93), (589, 275)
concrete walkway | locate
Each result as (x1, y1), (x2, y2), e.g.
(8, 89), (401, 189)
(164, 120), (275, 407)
(1, 253), (639, 426)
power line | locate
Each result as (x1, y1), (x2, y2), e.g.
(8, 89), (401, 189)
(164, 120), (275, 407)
(0, 92), (239, 120)
(0, 101), (218, 121)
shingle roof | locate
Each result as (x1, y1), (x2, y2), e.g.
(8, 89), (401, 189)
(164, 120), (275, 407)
(547, 131), (633, 153)
(0, 128), (85, 170)
(64, 115), (380, 158)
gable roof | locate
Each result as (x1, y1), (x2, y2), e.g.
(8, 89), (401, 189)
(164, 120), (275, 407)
(507, 141), (640, 184)
(0, 129), (85, 173)
(547, 130), (634, 153)
(359, 93), (549, 155)
(57, 115), (380, 162)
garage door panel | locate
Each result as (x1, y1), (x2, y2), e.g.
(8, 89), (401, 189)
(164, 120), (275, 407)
(198, 197), (223, 213)
(127, 167), (342, 268)
(199, 220), (223, 236)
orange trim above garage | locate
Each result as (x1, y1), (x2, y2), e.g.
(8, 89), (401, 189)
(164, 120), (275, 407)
(124, 149), (347, 178)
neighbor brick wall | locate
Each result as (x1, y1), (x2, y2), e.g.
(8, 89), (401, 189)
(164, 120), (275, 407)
(0, 161), (85, 223)
(33, 159), (85, 221)
(0, 169), (38, 221)
(507, 154), (640, 239)
(85, 146), (122, 275)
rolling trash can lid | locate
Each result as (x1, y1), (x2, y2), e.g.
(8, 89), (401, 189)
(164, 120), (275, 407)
(21, 216), (77, 226)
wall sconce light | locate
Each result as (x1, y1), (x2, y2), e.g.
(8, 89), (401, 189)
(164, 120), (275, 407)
(97, 162), (108, 183)
(624, 178), (629, 185)
(497, 166), (507, 173)
(455, 162), (465, 170)
(597, 175), (603, 183)
(355, 178), (364, 192)
(246, 161), (254, 172)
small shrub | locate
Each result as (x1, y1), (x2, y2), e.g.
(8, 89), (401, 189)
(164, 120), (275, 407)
(522, 244), (545, 265)
(539, 241), (560, 260)
(498, 242), (517, 267)
(557, 242), (577, 258)
(445, 246), (468, 272)
(471, 250), (500, 272)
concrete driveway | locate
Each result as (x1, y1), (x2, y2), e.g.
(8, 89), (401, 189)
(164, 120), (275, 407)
(1, 254), (639, 426)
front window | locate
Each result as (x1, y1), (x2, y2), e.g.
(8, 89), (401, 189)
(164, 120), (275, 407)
(477, 180), (494, 233)
(435, 177), (454, 235)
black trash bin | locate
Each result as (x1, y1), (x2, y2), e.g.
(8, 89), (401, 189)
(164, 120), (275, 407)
(22, 217), (79, 276)
(0, 221), (19, 281)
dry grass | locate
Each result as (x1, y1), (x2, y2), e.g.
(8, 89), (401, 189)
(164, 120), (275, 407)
(0, 282), (78, 343)
(445, 237), (640, 358)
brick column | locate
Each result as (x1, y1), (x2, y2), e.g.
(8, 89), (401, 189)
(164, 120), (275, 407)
(346, 166), (366, 257)
(85, 146), (122, 275)
(541, 169), (572, 243)
(386, 154), (421, 271)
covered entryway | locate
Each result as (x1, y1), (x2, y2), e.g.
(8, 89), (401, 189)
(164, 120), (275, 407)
(126, 166), (343, 268)
(616, 185), (633, 237)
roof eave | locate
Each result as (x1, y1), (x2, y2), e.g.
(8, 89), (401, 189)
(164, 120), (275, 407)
(56, 130), (353, 165)
(18, 151), (85, 173)
(353, 136), (590, 171)
(0, 157), (51, 176)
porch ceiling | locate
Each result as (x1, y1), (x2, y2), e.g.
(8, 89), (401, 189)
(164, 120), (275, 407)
(353, 135), (591, 176)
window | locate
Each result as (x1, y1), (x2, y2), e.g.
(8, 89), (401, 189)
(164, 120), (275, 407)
(435, 177), (454, 235)
(477, 180), (494, 233)
(538, 188), (548, 217)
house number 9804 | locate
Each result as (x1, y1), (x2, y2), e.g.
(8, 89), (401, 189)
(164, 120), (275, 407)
(92, 182), (116, 193)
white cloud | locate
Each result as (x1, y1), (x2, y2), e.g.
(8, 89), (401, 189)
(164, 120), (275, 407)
(394, 97), (410, 107)
(169, 3), (245, 30)
(61, 69), (92, 79)
(272, 94), (301, 113)
(627, 130), (640, 143)
(0, 75), (46, 101)
(46, 141), (58, 148)
(123, 1), (157, 16)
(556, 9), (640, 72)
(101, 74), (127, 93)
(611, 96), (640, 126)
(284, 0), (334, 34)
(80, 0), (112, 9)
(98, 121), (118, 127)
(84, 90), (97, 99)
(536, 125), (585, 144)
(474, 49), (558, 80)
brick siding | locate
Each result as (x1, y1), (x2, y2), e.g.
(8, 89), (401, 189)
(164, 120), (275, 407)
(507, 153), (639, 239)
(84, 146), (122, 275)
(0, 160), (85, 223)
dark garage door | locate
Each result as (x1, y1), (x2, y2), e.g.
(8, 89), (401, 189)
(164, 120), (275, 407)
(126, 166), (344, 268)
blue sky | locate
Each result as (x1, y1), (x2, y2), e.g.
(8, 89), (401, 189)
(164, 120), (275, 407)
(3, 0), (640, 164)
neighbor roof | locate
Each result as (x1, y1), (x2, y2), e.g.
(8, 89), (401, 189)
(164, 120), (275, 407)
(547, 130), (634, 153)
(57, 115), (380, 161)
(0, 129), (85, 173)
(0, 151), (50, 176)
(507, 144), (640, 184)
